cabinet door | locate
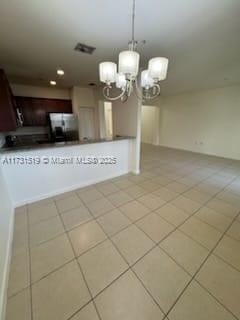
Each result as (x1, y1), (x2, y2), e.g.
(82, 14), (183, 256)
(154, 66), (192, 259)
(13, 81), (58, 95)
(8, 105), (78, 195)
(0, 69), (17, 131)
(15, 97), (34, 126)
(44, 99), (72, 114)
(14, 97), (72, 127)
(31, 99), (49, 126)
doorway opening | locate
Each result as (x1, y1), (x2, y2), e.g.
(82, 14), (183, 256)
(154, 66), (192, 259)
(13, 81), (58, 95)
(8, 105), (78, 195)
(141, 105), (159, 145)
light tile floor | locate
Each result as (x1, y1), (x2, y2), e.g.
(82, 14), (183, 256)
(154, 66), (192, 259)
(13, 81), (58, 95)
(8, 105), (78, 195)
(6, 144), (240, 320)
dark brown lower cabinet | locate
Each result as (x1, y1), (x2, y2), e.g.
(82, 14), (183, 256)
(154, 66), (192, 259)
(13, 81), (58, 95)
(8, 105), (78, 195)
(15, 97), (72, 126)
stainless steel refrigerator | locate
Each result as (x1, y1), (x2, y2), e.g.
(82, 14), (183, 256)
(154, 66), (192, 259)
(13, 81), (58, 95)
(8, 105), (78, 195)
(49, 113), (78, 142)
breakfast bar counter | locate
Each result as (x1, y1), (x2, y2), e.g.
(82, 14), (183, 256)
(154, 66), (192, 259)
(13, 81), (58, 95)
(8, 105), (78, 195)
(0, 136), (135, 153)
(0, 137), (137, 206)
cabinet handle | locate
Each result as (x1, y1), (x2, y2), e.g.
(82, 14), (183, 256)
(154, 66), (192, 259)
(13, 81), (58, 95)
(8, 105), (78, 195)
(16, 108), (24, 126)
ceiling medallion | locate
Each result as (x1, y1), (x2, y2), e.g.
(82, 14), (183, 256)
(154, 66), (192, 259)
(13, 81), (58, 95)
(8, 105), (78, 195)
(99, 0), (169, 102)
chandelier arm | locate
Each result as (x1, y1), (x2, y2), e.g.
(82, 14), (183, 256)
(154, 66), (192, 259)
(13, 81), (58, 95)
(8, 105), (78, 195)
(134, 79), (143, 99)
(102, 86), (127, 101)
(134, 78), (142, 96)
(142, 83), (161, 100)
(121, 94), (129, 103)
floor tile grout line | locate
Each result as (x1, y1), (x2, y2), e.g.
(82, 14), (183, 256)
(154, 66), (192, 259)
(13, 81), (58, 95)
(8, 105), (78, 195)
(89, 205), (168, 318)
(26, 205), (151, 288)
(10, 238), (121, 301)
(63, 186), (168, 316)
(191, 209), (240, 319)
(82, 182), (205, 281)
(75, 176), (206, 314)
(27, 191), (152, 250)
(34, 186), (210, 303)
(11, 163), (236, 298)
(130, 203), (203, 269)
(162, 209), (240, 320)
(191, 211), (235, 234)
(158, 233), (240, 311)
(30, 256), (77, 286)
(159, 166), (240, 247)
(28, 229), (66, 250)
(211, 251), (240, 274)
(10, 153), (240, 317)
(131, 170), (240, 319)
(26, 205), (34, 320)
(64, 183), (172, 317)
(157, 244), (205, 278)
(129, 180), (215, 258)
(27, 196), (136, 249)
(66, 268), (133, 320)
(100, 166), (234, 304)
(153, 201), (235, 239)
(55, 200), (104, 320)
(178, 223), (237, 255)
(193, 279), (239, 320)
(24, 159), (235, 234)
(66, 299), (99, 320)
(129, 269), (166, 319)
(166, 169), (240, 245)
(28, 212), (59, 228)
(12, 178), (240, 299)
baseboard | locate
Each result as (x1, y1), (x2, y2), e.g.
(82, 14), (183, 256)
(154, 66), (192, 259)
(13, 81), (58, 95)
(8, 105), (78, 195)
(0, 208), (14, 320)
(157, 143), (240, 161)
(13, 169), (130, 207)
(132, 169), (140, 175)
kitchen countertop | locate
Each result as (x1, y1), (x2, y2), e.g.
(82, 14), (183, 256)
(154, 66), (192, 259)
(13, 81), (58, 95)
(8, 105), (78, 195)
(0, 136), (136, 154)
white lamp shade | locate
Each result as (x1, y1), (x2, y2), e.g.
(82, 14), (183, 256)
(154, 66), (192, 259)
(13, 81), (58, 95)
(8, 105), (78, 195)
(141, 70), (154, 89)
(119, 50), (140, 77)
(148, 57), (169, 81)
(116, 73), (126, 89)
(99, 62), (117, 83)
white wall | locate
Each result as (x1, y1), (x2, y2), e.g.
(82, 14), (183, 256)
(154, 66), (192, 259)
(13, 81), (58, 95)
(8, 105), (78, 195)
(1, 140), (133, 206)
(104, 102), (113, 138)
(112, 92), (142, 174)
(0, 166), (13, 320)
(112, 93), (139, 137)
(98, 101), (106, 139)
(141, 105), (160, 145)
(71, 87), (96, 109)
(157, 85), (240, 160)
(11, 84), (71, 100)
(0, 136), (135, 316)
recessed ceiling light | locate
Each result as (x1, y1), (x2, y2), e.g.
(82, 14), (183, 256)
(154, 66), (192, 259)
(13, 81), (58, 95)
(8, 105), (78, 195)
(50, 80), (56, 85)
(57, 69), (64, 76)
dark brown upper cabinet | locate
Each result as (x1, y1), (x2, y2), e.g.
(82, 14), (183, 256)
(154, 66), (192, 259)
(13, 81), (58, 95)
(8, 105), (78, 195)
(15, 97), (72, 126)
(0, 69), (17, 132)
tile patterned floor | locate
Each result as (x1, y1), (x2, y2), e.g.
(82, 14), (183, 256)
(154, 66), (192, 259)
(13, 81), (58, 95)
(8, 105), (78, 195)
(6, 144), (240, 320)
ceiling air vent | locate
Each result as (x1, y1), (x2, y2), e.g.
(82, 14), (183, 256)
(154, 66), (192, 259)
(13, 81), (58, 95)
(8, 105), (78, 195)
(74, 42), (96, 54)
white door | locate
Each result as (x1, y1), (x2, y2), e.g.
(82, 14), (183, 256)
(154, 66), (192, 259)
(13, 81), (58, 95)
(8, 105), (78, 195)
(78, 107), (95, 140)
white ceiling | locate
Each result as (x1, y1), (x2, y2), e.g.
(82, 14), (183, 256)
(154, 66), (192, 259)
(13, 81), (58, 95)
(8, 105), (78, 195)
(0, 0), (240, 95)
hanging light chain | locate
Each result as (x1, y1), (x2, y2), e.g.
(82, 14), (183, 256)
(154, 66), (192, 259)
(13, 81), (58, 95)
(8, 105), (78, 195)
(132, 0), (136, 42)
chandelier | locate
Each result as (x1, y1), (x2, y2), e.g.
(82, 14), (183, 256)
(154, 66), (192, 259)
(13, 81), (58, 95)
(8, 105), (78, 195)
(99, 0), (169, 102)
